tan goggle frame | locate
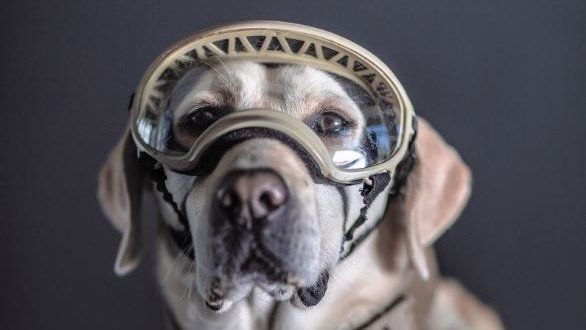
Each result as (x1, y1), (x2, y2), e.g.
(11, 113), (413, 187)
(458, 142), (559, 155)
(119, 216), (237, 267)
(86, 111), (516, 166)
(130, 21), (416, 184)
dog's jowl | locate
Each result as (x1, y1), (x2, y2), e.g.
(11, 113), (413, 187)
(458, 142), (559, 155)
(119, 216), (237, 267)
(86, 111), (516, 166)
(98, 21), (502, 330)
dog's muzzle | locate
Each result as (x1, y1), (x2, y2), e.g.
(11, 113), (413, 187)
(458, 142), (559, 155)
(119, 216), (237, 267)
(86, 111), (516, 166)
(208, 167), (320, 284)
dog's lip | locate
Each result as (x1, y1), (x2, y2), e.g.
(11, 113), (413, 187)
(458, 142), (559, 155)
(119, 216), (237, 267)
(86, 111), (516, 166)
(238, 242), (295, 282)
(204, 274), (302, 306)
(204, 297), (233, 313)
(284, 274), (307, 286)
(205, 299), (223, 311)
(248, 266), (309, 289)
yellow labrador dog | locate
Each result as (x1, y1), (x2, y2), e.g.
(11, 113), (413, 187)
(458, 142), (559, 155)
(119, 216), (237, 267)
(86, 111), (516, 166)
(98, 60), (502, 329)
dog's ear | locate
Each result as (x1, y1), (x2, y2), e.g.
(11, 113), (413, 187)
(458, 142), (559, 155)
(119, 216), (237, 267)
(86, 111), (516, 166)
(398, 118), (472, 280)
(98, 128), (145, 276)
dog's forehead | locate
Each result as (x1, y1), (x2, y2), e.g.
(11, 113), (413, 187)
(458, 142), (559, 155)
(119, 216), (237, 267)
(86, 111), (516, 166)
(172, 60), (351, 117)
(269, 63), (348, 97)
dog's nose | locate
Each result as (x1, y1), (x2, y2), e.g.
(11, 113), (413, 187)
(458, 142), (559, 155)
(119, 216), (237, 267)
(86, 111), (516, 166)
(216, 169), (288, 224)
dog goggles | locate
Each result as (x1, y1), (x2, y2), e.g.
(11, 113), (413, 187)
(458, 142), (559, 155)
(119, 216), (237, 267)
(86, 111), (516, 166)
(130, 21), (416, 184)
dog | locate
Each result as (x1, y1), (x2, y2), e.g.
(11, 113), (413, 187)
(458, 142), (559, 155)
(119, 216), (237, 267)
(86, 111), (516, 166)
(98, 60), (502, 329)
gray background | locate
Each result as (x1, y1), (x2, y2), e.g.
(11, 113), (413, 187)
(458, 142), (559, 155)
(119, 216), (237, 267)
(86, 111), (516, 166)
(1, 0), (585, 329)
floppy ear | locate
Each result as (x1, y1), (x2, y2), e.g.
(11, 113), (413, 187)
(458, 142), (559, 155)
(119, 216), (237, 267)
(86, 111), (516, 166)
(400, 118), (472, 280)
(97, 128), (145, 276)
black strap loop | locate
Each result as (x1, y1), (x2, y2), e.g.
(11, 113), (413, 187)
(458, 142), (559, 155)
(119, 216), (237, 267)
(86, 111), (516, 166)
(139, 152), (195, 260)
(340, 117), (417, 260)
(343, 172), (392, 242)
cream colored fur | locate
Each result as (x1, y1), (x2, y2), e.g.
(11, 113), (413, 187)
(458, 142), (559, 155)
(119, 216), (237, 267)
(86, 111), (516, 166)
(98, 61), (502, 329)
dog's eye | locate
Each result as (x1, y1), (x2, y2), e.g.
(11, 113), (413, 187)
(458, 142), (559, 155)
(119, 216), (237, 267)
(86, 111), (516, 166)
(177, 106), (223, 138)
(314, 111), (350, 136)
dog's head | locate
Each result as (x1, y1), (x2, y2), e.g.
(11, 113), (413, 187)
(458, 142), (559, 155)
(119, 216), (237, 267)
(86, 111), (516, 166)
(98, 60), (471, 312)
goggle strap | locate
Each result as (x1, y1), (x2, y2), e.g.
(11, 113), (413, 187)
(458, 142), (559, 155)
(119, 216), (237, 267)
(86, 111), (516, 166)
(339, 171), (392, 260)
(138, 152), (195, 260)
(343, 172), (392, 242)
(143, 117), (416, 263)
(127, 92), (135, 112)
(339, 124), (417, 260)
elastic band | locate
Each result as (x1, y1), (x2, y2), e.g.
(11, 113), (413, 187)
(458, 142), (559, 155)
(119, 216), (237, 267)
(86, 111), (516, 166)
(139, 153), (195, 260)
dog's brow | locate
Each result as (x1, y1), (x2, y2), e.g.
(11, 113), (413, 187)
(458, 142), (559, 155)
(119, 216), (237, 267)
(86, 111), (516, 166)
(217, 61), (267, 110)
(208, 79), (237, 108)
(272, 65), (363, 120)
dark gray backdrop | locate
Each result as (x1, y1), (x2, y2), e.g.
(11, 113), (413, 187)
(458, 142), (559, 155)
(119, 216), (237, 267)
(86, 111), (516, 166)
(1, 0), (584, 329)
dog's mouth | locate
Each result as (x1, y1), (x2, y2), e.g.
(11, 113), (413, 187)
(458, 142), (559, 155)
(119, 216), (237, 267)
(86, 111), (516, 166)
(200, 234), (328, 312)
(204, 266), (330, 313)
(202, 244), (317, 310)
(239, 244), (292, 284)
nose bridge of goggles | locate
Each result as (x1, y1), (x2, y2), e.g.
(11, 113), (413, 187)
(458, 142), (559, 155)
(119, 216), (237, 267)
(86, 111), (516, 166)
(153, 109), (372, 184)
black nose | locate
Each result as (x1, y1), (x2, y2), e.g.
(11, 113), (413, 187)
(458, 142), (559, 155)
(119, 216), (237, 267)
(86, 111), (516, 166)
(216, 169), (288, 226)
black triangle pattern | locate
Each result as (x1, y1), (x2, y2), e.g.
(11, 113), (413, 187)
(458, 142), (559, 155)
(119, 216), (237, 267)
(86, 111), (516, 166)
(144, 104), (157, 120)
(235, 37), (246, 52)
(202, 46), (215, 58)
(184, 49), (198, 60)
(159, 67), (179, 81)
(362, 74), (376, 84)
(246, 36), (266, 50)
(353, 60), (367, 72)
(212, 39), (229, 53)
(337, 55), (349, 66)
(285, 38), (304, 53)
(322, 46), (339, 60)
(267, 37), (284, 51)
(305, 43), (317, 57)
(149, 95), (161, 108)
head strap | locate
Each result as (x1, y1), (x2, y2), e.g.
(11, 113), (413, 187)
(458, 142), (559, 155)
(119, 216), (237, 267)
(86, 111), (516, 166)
(138, 152), (195, 260)
(339, 124), (417, 259)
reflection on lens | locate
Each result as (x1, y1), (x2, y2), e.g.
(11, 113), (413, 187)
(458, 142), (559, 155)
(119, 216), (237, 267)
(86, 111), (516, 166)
(332, 150), (367, 169)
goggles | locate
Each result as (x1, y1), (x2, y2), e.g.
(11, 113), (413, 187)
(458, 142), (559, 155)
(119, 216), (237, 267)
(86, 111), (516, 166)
(130, 21), (416, 184)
